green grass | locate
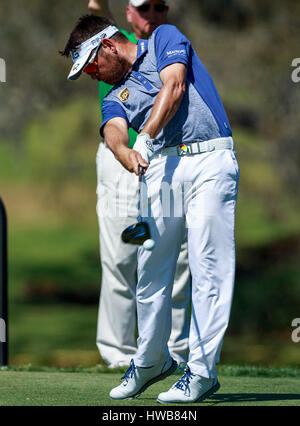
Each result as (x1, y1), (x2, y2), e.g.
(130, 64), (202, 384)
(8, 301), (300, 368)
(7, 225), (102, 366)
(0, 367), (300, 406)
(8, 226), (100, 301)
(3, 364), (300, 378)
(9, 304), (100, 366)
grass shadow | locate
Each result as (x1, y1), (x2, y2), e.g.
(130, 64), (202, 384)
(208, 393), (300, 405)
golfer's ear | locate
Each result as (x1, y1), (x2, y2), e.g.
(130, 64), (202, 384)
(102, 38), (117, 53)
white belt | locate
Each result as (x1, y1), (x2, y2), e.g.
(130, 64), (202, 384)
(154, 137), (234, 157)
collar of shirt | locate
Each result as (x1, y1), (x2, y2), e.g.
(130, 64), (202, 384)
(133, 39), (149, 69)
(121, 39), (149, 82)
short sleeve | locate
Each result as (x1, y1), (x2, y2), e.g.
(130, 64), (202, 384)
(100, 100), (129, 137)
(154, 25), (190, 73)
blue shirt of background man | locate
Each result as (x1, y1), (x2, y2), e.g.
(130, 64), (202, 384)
(100, 25), (232, 151)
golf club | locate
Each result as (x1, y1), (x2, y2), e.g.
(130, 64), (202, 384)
(121, 166), (155, 250)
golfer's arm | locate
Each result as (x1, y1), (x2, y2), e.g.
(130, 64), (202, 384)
(103, 117), (129, 158)
(141, 63), (187, 138)
(103, 117), (147, 174)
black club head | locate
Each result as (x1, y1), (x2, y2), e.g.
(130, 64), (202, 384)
(121, 222), (151, 245)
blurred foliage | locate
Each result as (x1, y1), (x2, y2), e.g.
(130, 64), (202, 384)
(25, 97), (100, 219)
(1, 0), (300, 367)
(25, 98), (99, 185)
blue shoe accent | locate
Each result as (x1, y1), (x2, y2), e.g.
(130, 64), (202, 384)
(174, 366), (195, 395)
(120, 359), (135, 386)
(131, 358), (178, 399)
(111, 358), (178, 400)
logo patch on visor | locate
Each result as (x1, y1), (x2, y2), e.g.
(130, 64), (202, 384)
(72, 52), (80, 60)
(72, 63), (80, 71)
(118, 88), (130, 102)
(91, 34), (106, 46)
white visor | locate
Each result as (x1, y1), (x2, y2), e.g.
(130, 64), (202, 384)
(129, 0), (168, 6)
(68, 25), (119, 80)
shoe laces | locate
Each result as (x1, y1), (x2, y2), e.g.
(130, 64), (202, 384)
(176, 362), (187, 375)
(174, 366), (195, 396)
(120, 359), (135, 386)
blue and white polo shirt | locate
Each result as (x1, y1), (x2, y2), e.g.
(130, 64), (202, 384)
(100, 25), (232, 151)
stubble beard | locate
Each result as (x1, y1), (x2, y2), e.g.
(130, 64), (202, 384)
(99, 55), (130, 85)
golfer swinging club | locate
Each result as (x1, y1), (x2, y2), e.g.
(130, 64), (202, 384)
(89, 0), (191, 370)
(61, 14), (239, 403)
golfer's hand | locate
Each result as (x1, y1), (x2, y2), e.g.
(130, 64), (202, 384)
(134, 133), (155, 164)
(115, 145), (148, 175)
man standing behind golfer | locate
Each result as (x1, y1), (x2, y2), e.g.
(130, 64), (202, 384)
(88, 0), (191, 369)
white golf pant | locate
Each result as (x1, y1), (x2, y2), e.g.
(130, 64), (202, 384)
(134, 143), (239, 379)
(96, 143), (191, 367)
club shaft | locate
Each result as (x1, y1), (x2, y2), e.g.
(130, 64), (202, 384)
(138, 166), (144, 221)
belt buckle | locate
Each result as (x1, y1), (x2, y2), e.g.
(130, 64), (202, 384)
(177, 144), (191, 156)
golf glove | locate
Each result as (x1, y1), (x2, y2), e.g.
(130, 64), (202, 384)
(134, 133), (155, 163)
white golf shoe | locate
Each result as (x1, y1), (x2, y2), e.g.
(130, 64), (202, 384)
(157, 366), (220, 404)
(109, 358), (177, 400)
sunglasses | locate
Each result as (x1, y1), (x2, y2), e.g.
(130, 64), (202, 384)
(136, 4), (168, 13)
(83, 60), (98, 74)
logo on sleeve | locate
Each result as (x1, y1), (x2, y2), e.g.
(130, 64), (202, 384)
(118, 88), (130, 102)
(166, 49), (186, 57)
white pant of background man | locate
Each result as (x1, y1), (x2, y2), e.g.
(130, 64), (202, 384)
(96, 142), (191, 368)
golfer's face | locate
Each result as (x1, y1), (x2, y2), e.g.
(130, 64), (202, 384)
(88, 49), (125, 85)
